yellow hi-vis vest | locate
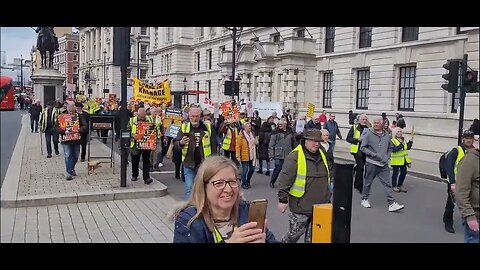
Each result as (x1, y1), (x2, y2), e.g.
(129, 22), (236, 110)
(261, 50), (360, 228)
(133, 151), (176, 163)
(40, 108), (56, 132)
(181, 122), (212, 162)
(454, 146), (465, 176)
(130, 115), (154, 148)
(390, 138), (411, 166)
(154, 116), (163, 138)
(288, 145), (330, 198)
(222, 127), (237, 150)
(349, 125), (361, 154)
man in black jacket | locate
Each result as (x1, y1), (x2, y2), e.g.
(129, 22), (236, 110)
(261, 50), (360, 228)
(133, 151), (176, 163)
(29, 99), (42, 133)
(443, 130), (475, 233)
(346, 113), (369, 193)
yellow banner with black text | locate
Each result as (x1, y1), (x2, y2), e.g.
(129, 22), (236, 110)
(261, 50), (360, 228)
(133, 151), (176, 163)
(133, 77), (171, 104)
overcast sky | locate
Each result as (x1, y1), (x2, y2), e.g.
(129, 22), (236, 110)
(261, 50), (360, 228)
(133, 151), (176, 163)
(1, 27), (37, 64)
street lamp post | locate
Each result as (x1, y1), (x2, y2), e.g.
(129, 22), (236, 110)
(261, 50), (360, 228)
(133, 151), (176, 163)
(103, 50), (107, 98)
(183, 77), (187, 106)
(136, 35), (141, 79)
(225, 27), (243, 101)
(20, 54), (24, 94)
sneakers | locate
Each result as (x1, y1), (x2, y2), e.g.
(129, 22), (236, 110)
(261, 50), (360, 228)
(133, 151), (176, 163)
(361, 199), (371, 208)
(66, 175), (73, 181)
(71, 171), (77, 177)
(388, 202), (405, 212)
(399, 186), (407, 192)
(158, 163), (164, 168)
(393, 187), (401, 192)
(144, 178), (153, 185)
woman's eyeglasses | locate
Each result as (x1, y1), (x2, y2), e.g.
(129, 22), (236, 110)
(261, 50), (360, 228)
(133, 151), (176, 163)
(208, 179), (239, 190)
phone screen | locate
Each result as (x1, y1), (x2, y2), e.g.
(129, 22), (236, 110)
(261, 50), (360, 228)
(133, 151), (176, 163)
(248, 199), (268, 232)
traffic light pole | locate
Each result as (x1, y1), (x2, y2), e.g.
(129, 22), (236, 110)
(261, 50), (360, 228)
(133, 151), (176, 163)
(457, 54), (468, 145)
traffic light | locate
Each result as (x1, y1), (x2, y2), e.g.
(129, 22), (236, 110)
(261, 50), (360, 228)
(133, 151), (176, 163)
(464, 70), (478, 93)
(441, 59), (460, 93)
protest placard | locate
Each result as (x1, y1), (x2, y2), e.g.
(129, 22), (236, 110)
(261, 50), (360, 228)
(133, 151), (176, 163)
(58, 114), (81, 141)
(136, 122), (156, 150)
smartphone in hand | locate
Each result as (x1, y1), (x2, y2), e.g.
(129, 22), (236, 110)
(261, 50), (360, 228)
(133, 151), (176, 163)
(248, 199), (268, 232)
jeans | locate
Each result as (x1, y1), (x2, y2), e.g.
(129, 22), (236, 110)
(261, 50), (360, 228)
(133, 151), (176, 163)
(362, 163), (395, 204)
(131, 150), (151, 181)
(63, 143), (80, 175)
(30, 117), (39, 132)
(463, 217), (479, 243)
(257, 159), (270, 172)
(270, 159), (285, 185)
(183, 166), (198, 200)
(241, 161), (255, 186)
(45, 128), (59, 155)
(391, 165), (407, 187)
(330, 140), (336, 152)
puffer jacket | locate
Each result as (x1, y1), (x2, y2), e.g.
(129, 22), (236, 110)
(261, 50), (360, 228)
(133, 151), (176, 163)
(277, 144), (330, 215)
(236, 130), (256, 162)
(173, 200), (278, 243)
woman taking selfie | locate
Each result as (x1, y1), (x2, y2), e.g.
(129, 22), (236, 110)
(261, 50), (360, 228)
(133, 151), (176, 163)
(172, 156), (277, 243)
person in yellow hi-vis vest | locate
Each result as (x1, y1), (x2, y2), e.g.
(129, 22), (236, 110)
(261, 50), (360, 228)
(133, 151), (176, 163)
(443, 129), (475, 234)
(346, 114), (369, 193)
(220, 119), (241, 167)
(174, 107), (217, 200)
(150, 107), (164, 170)
(390, 127), (413, 193)
(276, 129), (331, 243)
(128, 108), (155, 185)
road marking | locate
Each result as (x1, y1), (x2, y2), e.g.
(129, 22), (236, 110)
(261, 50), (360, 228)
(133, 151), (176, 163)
(150, 171), (175, 174)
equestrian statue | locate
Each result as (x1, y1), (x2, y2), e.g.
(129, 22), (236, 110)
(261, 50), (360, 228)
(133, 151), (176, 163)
(35, 27), (59, 68)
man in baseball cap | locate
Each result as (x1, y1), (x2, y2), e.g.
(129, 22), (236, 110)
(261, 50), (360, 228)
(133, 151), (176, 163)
(443, 129), (476, 233)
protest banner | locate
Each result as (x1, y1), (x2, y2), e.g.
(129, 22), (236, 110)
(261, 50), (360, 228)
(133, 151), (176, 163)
(133, 78), (171, 104)
(251, 101), (283, 120)
(58, 114), (81, 141)
(136, 122), (156, 150)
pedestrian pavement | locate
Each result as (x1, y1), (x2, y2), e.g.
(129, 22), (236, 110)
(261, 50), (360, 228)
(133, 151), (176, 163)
(1, 115), (169, 208)
(1, 196), (177, 243)
(333, 140), (442, 182)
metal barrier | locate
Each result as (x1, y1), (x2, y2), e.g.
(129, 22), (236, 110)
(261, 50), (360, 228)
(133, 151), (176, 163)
(88, 115), (116, 173)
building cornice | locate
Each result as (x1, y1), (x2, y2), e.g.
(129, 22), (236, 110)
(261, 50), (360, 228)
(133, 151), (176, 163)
(316, 35), (468, 59)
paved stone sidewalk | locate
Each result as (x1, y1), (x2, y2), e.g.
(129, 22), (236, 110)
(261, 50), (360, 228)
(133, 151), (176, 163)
(1, 115), (167, 208)
(1, 195), (179, 243)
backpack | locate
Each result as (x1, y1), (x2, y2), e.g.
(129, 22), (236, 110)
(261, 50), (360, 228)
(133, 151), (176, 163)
(438, 151), (449, 179)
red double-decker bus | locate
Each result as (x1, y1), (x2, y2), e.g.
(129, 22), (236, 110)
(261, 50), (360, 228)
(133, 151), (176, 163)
(0, 76), (15, 111)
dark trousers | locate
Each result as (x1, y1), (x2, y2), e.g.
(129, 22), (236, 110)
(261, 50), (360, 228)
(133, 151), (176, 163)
(224, 150), (239, 167)
(443, 183), (455, 225)
(392, 165), (407, 187)
(353, 154), (366, 192)
(45, 128), (59, 155)
(30, 117), (39, 132)
(270, 159), (285, 185)
(131, 150), (151, 181)
(80, 134), (87, 160)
